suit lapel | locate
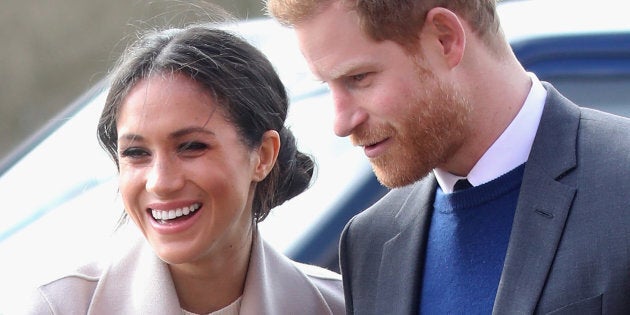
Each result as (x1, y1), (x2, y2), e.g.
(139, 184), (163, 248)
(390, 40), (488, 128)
(493, 84), (580, 314)
(375, 175), (436, 314)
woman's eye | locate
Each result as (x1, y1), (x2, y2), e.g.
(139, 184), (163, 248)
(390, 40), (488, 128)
(178, 141), (208, 153)
(119, 147), (149, 159)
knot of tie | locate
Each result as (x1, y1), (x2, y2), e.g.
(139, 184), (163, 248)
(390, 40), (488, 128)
(453, 178), (473, 191)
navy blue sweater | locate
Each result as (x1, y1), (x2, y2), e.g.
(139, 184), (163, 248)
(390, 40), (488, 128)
(419, 164), (525, 314)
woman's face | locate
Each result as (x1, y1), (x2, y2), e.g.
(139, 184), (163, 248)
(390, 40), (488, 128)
(116, 73), (267, 266)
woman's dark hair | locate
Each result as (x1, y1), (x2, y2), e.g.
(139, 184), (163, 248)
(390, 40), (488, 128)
(97, 24), (314, 222)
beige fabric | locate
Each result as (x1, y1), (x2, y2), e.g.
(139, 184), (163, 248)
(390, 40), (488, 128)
(16, 229), (344, 314)
(182, 296), (242, 315)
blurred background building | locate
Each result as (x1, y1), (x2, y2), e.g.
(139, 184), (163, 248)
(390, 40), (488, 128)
(0, 0), (263, 161)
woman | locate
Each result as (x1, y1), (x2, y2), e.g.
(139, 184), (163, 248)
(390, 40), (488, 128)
(23, 23), (344, 314)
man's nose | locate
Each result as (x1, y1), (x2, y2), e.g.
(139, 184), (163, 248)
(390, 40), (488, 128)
(331, 89), (368, 137)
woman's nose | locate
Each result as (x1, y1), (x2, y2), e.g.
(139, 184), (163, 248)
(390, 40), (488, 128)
(145, 155), (185, 196)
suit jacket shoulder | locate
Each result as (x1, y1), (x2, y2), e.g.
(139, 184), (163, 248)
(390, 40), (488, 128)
(494, 82), (630, 314)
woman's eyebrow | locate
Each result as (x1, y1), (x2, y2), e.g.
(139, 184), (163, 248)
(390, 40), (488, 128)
(118, 133), (144, 143)
(117, 127), (215, 143)
(170, 127), (216, 139)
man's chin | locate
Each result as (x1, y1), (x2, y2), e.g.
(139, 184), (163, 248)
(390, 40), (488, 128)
(371, 162), (431, 189)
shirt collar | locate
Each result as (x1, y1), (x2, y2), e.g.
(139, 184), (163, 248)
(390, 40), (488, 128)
(434, 72), (547, 193)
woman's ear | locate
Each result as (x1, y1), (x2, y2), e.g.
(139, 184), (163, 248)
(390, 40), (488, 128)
(422, 7), (466, 69)
(253, 130), (280, 182)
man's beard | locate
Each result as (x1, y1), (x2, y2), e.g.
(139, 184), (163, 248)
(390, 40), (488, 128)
(352, 69), (471, 188)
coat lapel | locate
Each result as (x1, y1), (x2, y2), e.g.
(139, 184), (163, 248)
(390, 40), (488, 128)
(87, 236), (183, 314)
(240, 230), (343, 315)
(375, 175), (436, 314)
(493, 84), (579, 314)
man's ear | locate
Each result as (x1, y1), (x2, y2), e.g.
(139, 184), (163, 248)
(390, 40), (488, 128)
(253, 130), (280, 182)
(422, 7), (466, 69)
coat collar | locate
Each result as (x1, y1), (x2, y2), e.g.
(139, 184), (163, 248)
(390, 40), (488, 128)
(87, 235), (182, 314)
(240, 229), (342, 314)
(492, 83), (579, 314)
(374, 174), (437, 314)
(86, 229), (339, 314)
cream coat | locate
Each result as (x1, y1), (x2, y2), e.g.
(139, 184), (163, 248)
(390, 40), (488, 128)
(19, 230), (344, 314)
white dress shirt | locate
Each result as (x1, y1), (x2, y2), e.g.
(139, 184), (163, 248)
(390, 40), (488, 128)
(435, 73), (547, 193)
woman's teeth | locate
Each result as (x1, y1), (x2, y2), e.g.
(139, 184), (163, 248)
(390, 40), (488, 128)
(151, 203), (200, 221)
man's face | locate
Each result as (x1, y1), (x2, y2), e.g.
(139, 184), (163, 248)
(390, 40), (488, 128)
(295, 2), (471, 188)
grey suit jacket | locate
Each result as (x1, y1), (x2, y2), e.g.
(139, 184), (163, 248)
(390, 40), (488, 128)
(339, 83), (630, 315)
(17, 229), (345, 314)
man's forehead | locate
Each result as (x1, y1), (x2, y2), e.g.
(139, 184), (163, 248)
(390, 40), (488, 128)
(293, 3), (371, 81)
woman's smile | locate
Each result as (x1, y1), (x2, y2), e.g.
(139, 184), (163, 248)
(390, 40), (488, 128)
(150, 202), (201, 222)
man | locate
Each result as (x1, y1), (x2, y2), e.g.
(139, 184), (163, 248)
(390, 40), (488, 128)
(267, 0), (630, 314)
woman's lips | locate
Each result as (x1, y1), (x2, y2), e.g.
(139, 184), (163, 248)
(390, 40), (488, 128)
(146, 202), (203, 234)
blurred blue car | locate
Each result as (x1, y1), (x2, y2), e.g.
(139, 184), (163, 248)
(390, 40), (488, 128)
(0, 0), (629, 305)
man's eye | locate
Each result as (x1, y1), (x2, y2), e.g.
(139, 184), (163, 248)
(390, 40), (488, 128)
(120, 147), (149, 158)
(179, 142), (208, 152)
(351, 73), (368, 82)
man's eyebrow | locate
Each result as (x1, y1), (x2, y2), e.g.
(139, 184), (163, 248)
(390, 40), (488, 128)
(326, 59), (370, 81)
